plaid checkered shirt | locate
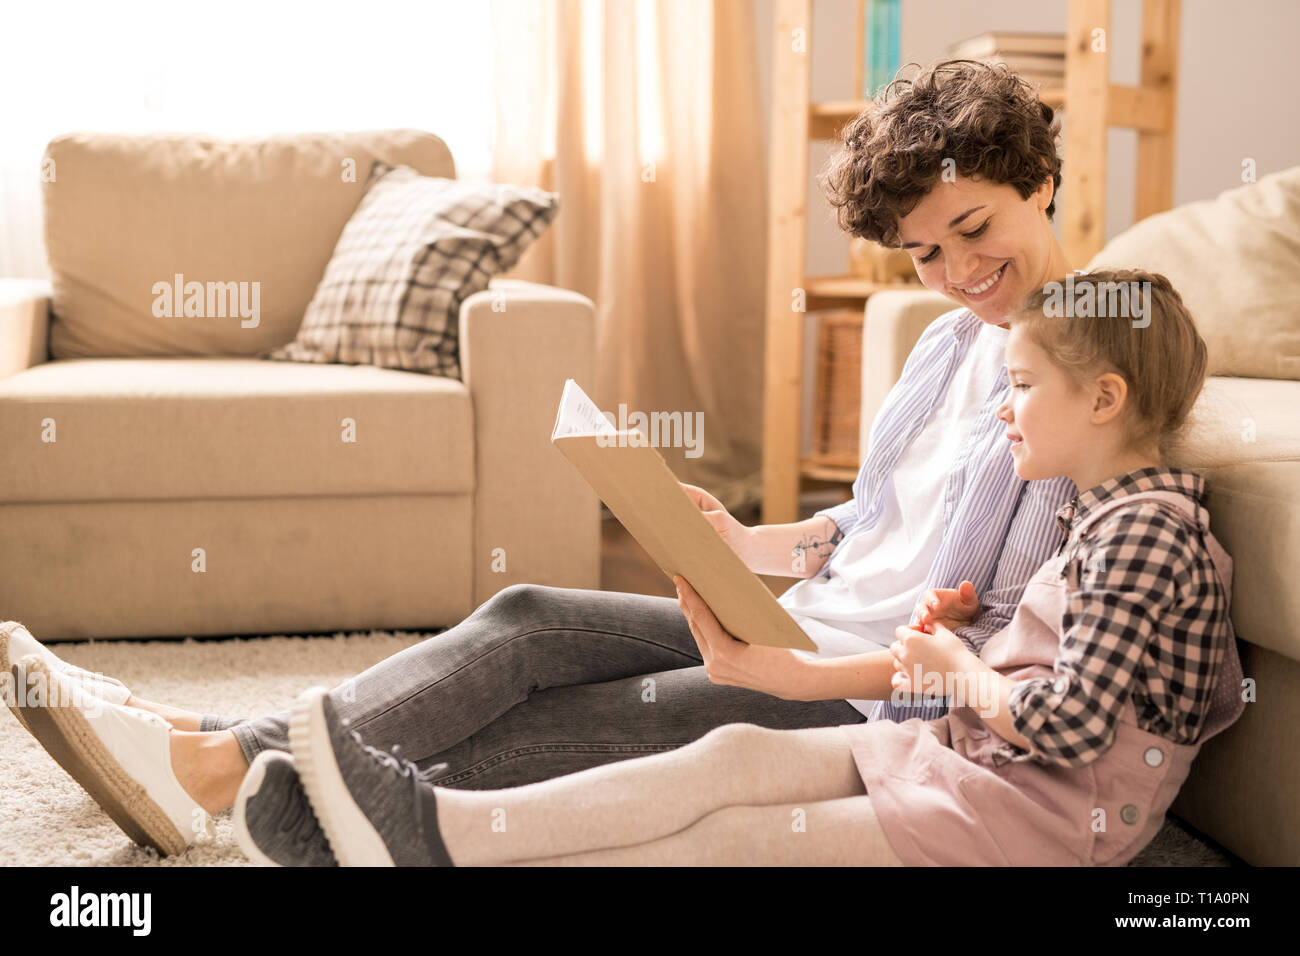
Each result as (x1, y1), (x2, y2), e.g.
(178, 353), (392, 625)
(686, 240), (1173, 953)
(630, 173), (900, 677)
(999, 467), (1234, 768)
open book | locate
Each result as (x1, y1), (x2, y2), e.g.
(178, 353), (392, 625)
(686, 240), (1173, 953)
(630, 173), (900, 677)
(551, 379), (817, 651)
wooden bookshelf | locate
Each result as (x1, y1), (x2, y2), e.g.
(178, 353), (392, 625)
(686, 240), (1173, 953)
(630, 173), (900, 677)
(761, 0), (1182, 524)
(809, 88), (1066, 141)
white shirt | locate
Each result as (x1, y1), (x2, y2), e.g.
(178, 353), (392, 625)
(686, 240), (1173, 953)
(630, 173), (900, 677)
(778, 321), (1011, 716)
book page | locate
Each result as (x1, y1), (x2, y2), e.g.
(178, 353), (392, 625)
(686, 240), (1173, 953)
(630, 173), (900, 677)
(552, 378), (619, 439)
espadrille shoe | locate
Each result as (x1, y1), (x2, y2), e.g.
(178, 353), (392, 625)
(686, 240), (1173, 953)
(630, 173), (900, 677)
(1, 622), (131, 731)
(11, 654), (212, 856)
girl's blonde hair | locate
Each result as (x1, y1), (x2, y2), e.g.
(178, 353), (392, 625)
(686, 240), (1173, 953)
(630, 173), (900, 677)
(1012, 269), (1208, 455)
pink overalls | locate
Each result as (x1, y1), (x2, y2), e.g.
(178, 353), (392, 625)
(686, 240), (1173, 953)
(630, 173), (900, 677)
(844, 489), (1246, 866)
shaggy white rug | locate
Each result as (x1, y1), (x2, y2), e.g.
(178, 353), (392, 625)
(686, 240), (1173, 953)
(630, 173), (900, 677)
(0, 633), (1237, 867)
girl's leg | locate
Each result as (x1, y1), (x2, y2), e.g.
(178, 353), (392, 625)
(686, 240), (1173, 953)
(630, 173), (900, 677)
(433, 723), (871, 865)
(506, 797), (904, 866)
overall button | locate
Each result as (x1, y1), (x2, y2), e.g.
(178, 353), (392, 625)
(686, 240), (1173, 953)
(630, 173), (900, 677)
(1120, 804), (1141, 825)
(1144, 746), (1165, 767)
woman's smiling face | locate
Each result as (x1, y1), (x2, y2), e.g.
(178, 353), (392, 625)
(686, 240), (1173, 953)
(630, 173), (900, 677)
(897, 175), (1061, 325)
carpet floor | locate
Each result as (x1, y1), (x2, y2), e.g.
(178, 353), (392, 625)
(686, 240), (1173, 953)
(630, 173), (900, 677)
(0, 632), (1239, 867)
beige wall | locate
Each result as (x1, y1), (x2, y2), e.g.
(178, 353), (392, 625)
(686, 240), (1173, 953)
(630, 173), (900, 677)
(753, 0), (1300, 458)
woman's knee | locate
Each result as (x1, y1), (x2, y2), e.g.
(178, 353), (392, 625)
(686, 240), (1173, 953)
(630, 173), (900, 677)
(475, 582), (556, 623)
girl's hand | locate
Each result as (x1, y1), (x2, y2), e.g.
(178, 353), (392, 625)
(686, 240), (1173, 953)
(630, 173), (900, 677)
(889, 621), (978, 699)
(674, 575), (810, 700)
(915, 580), (980, 633)
(679, 483), (759, 566)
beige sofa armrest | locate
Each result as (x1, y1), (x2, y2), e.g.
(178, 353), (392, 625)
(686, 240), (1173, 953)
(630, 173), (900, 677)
(460, 278), (600, 607)
(859, 289), (954, 453)
(0, 279), (51, 380)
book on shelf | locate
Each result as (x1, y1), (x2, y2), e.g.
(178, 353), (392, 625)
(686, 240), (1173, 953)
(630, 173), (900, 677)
(550, 378), (817, 651)
(951, 31), (1066, 59)
(973, 52), (1065, 76)
(996, 70), (1068, 88)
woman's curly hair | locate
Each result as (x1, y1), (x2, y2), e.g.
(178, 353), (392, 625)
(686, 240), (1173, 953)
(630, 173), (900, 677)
(818, 59), (1062, 248)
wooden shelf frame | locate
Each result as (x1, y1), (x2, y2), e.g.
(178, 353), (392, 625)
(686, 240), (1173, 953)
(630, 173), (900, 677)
(761, 0), (1182, 524)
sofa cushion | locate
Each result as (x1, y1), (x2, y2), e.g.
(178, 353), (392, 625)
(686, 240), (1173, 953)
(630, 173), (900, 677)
(1167, 377), (1300, 470)
(1166, 377), (1300, 661)
(0, 494), (474, 640)
(1086, 165), (1300, 380)
(1199, 461), (1300, 664)
(43, 130), (455, 360)
(266, 163), (558, 379)
(0, 358), (473, 502)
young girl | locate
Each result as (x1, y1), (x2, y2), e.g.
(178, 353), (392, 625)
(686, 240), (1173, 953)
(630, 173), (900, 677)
(232, 267), (1245, 866)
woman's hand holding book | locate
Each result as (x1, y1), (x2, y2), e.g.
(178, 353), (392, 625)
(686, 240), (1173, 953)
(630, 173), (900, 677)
(679, 482), (759, 567)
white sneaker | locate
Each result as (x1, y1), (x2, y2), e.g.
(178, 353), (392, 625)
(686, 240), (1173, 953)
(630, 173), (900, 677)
(1, 622), (131, 733)
(11, 654), (212, 856)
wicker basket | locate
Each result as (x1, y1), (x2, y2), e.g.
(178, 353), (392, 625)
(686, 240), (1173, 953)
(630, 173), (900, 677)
(811, 311), (863, 469)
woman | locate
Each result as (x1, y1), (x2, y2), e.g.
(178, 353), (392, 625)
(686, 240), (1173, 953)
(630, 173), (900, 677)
(5, 60), (1080, 862)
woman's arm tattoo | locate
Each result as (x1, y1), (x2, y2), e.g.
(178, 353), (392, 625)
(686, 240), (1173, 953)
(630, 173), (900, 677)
(791, 520), (844, 565)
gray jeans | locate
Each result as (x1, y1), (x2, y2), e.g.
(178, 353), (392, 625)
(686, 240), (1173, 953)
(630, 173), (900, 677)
(205, 583), (868, 790)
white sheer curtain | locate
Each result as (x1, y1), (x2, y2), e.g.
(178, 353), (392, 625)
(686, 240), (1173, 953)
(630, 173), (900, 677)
(0, 0), (497, 278)
(490, 0), (769, 512)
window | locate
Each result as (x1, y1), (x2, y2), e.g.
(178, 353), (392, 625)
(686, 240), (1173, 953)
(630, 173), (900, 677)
(0, 0), (496, 277)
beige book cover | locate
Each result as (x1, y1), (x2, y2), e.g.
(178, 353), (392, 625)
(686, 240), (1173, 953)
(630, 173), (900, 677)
(551, 379), (817, 652)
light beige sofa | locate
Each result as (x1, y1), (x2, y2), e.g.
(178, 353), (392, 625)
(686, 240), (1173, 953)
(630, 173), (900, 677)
(856, 166), (1300, 867)
(0, 130), (600, 641)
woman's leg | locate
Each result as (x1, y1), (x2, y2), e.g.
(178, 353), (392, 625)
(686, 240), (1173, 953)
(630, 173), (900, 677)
(232, 584), (706, 762)
(167, 584), (713, 811)
(169, 729), (248, 815)
(415, 664), (863, 790)
(123, 696), (207, 731)
(431, 723), (883, 865)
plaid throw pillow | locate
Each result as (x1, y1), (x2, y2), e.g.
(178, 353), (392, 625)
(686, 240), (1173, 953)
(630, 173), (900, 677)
(266, 162), (559, 378)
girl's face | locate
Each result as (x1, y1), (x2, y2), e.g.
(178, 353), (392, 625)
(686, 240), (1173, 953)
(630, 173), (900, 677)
(897, 175), (1063, 325)
(996, 325), (1096, 481)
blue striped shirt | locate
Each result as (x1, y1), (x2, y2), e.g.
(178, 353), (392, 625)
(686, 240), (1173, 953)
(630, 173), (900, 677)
(809, 306), (1076, 721)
